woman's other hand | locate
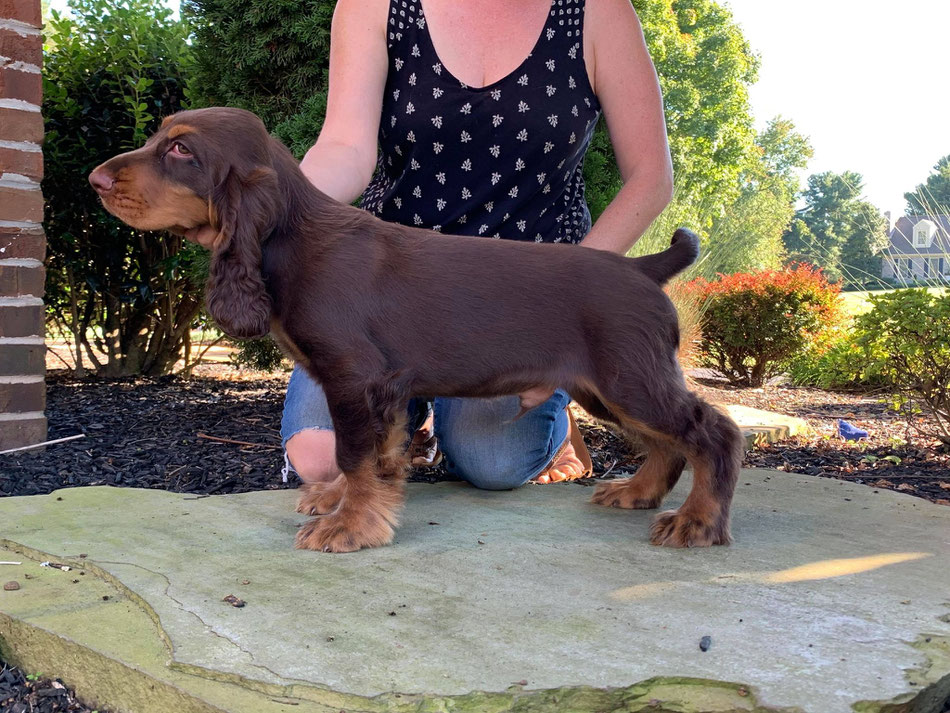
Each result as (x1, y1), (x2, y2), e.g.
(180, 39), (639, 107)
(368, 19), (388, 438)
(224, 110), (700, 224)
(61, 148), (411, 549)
(184, 225), (217, 249)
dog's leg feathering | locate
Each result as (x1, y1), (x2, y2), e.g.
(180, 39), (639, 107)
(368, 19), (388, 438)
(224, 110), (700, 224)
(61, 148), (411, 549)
(648, 398), (742, 547)
(295, 379), (408, 552)
(591, 436), (686, 510)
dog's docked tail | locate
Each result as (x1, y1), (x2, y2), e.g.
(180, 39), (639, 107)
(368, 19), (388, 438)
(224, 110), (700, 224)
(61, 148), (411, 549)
(629, 228), (701, 286)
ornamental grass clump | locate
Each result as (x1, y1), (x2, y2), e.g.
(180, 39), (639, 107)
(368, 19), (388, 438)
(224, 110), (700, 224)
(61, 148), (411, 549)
(686, 264), (842, 387)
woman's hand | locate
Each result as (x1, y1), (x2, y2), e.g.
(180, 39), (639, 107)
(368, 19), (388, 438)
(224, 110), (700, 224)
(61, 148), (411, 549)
(184, 225), (217, 249)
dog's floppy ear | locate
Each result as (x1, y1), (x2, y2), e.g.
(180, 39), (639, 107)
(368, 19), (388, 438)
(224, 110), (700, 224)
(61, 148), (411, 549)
(205, 165), (278, 339)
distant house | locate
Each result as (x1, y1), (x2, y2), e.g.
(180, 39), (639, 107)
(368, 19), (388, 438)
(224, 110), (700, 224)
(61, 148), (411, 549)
(882, 214), (950, 283)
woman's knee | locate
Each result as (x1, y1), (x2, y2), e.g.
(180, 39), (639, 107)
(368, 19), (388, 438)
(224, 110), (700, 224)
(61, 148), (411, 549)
(435, 393), (571, 491)
(285, 429), (340, 483)
(440, 435), (547, 491)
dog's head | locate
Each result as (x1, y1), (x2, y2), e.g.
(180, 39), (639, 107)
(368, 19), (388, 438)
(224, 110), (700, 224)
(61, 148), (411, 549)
(89, 107), (282, 338)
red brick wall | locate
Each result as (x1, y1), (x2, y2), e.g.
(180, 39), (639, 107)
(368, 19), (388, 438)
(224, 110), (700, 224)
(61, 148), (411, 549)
(0, 0), (46, 450)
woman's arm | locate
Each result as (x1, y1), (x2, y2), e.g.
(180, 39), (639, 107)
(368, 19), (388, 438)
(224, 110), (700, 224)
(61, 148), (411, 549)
(186, 0), (388, 246)
(580, 0), (674, 255)
(300, 0), (389, 203)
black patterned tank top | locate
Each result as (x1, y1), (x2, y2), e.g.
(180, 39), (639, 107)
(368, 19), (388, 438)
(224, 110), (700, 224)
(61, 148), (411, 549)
(360, 0), (602, 243)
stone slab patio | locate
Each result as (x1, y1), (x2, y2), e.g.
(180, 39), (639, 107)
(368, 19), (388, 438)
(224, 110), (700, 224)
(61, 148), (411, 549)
(1, 470), (949, 713)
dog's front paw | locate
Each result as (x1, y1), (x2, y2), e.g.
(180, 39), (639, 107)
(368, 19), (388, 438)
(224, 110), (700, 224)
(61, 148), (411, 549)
(295, 507), (395, 553)
(591, 478), (663, 509)
(295, 476), (345, 515)
(649, 508), (730, 548)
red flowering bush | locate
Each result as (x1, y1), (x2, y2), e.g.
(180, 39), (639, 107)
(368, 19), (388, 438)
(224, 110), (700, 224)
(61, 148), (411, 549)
(685, 264), (842, 386)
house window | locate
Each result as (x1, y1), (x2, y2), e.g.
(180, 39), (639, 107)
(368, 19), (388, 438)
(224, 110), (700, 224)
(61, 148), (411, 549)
(898, 258), (911, 278)
(914, 230), (928, 248)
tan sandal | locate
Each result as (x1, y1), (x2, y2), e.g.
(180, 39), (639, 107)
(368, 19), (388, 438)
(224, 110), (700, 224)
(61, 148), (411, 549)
(408, 409), (442, 466)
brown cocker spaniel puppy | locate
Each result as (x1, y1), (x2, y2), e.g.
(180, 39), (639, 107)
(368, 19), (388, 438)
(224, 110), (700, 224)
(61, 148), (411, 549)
(89, 107), (743, 553)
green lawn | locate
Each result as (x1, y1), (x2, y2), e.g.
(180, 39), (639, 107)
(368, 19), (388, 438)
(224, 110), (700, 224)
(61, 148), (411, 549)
(840, 286), (948, 317)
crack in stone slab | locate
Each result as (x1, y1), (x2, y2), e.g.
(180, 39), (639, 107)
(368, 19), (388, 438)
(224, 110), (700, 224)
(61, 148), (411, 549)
(94, 560), (288, 678)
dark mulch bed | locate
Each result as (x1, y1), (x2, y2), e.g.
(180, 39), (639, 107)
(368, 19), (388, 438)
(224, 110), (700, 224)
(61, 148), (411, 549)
(1, 370), (947, 505)
(689, 378), (950, 505)
(1, 370), (636, 497)
(0, 661), (110, 713)
(2, 371), (292, 496)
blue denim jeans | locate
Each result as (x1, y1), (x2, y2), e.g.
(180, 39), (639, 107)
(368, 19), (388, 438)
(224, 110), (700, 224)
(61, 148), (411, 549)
(280, 365), (570, 490)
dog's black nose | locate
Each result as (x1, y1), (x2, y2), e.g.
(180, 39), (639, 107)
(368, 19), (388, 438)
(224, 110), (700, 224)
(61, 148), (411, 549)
(88, 168), (115, 194)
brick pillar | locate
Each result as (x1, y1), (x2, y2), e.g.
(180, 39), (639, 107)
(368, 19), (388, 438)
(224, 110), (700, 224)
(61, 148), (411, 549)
(0, 0), (46, 450)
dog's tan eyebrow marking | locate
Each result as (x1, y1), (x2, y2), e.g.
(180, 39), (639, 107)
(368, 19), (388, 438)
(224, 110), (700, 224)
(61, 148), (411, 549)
(167, 124), (196, 139)
(160, 115), (175, 128)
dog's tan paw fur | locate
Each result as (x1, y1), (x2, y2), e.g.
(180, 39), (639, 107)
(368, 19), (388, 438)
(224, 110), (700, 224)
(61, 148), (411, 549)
(591, 478), (664, 509)
(295, 477), (346, 516)
(295, 507), (395, 553)
(649, 508), (730, 548)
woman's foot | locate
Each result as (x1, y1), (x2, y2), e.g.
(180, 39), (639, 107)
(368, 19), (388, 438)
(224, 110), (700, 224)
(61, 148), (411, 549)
(534, 409), (593, 483)
(534, 437), (588, 483)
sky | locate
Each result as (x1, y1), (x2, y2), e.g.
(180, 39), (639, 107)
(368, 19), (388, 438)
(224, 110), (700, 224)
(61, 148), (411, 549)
(48, 0), (947, 218)
(723, 0), (949, 219)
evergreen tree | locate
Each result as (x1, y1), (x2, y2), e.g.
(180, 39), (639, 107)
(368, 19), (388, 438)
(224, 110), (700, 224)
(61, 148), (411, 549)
(783, 171), (887, 285)
(904, 154), (950, 216)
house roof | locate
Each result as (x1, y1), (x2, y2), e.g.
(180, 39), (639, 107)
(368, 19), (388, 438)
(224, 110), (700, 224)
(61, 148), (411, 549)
(887, 215), (950, 255)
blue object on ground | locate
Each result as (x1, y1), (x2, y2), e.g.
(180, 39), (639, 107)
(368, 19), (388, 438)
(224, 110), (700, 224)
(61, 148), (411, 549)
(838, 419), (869, 441)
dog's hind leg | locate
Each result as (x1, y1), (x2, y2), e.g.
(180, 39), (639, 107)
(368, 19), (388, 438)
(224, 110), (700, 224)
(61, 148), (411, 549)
(573, 388), (687, 508)
(295, 379), (406, 553)
(591, 435), (686, 510)
(646, 396), (742, 547)
(590, 380), (742, 547)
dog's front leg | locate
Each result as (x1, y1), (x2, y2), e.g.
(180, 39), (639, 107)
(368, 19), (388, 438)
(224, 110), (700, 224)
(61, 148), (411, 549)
(295, 388), (405, 552)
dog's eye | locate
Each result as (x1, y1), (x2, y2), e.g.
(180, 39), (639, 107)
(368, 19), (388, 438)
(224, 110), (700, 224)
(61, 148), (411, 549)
(169, 142), (192, 157)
